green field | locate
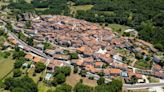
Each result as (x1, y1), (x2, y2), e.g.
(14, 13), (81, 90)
(108, 24), (130, 33)
(0, 53), (14, 79)
(134, 60), (152, 70)
(70, 5), (93, 14)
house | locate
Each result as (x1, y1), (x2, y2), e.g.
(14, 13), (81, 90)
(124, 29), (138, 37)
(77, 45), (93, 57)
(153, 55), (161, 63)
(45, 49), (56, 56)
(83, 57), (94, 64)
(85, 64), (96, 73)
(138, 79), (145, 83)
(47, 60), (65, 70)
(33, 56), (43, 63)
(113, 54), (122, 62)
(110, 63), (128, 70)
(120, 71), (128, 77)
(94, 53), (113, 64)
(128, 71), (142, 79)
(10, 39), (18, 45)
(25, 29), (37, 36)
(25, 53), (34, 60)
(152, 64), (162, 71)
(154, 72), (164, 79)
(45, 73), (52, 81)
(22, 63), (29, 68)
(53, 54), (70, 61)
(110, 69), (122, 76)
(75, 59), (84, 66)
(103, 68), (111, 76)
(36, 44), (44, 50)
(3, 41), (10, 48)
(95, 61), (104, 68)
(96, 47), (107, 54)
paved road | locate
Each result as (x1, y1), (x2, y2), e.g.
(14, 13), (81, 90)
(123, 83), (164, 89)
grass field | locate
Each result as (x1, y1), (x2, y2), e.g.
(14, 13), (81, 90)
(66, 71), (97, 87)
(0, 53), (14, 79)
(108, 24), (130, 34)
(134, 60), (152, 70)
(70, 5), (93, 15)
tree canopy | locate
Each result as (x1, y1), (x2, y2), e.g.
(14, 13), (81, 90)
(4, 76), (38, 92)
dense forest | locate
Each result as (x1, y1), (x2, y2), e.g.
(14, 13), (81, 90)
(6, 0), (164, 51)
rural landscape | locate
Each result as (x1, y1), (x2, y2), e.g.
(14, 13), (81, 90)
(0, 0), (164, 92)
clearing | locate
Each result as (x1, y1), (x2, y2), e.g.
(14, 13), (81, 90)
(66, 71), (97, 87)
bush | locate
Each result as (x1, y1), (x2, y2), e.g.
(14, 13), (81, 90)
(88, 76), (94, 80)
(73, 67), (78, 73)
(35, 62), (46, 73)
(70, 53), (78, 59)
(13, 69), (22, 77)
(3, 52), (11, 58)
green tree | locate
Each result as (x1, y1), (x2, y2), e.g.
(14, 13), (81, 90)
(70, 53), (78, 59)
(74, 67), (78, 73)
(14, 60), (24, 69)
(13, 69), (22, 77)
(43, 42), (52, 50)
(54, 66), (71, 76)
(97, 77), (105, 85)
(51, 78), (58, 87)
(12, 87), (26, 92)
(27, 37), (33, 46)
(35, 62), (46, 73)
(4, 76), (38, 92)
(12, 50), (26, 59)
(74, 82), (93, 92)
(55, 73), (66, 84)
(54, 84), (72, 92)
(130, 75), (138, 84)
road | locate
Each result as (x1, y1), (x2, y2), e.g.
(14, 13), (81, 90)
(123, 83), (164, 89)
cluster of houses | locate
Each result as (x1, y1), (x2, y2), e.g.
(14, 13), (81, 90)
(8, 15), (164, 82)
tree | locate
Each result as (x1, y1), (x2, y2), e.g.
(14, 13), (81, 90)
(27, 37), (33, 46)
(70, 53), (78, 59)
(54, 84), (72, 92)
(51, 78), (58, 87)
(12, 50), (26, 59)
(74, 82), (93, 92)
(154, 43), (163, 51)
(79, 70), (87, 77)
(97, 77), (105, 85)
(13, 69), (22, 77)
(55, 73), (66, 84)
(14, 60), (24, 69)
(12, 87), (26, 92)
(43, 42), (52, 50)
(74, 67), (78, 73)
(61, 66), (71, 76)
(35, 62), (46, 73)
(4, 76), (38, 92)
(25, 20), (32, 28)
(97, 72), (104, 77)
(95, 79), (122, 92)
(3, 52), (11, 58)
(54, 66), (71, 76)
(130, 75), (138, 84)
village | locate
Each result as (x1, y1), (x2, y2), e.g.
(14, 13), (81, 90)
(0, 14), (164, 89)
